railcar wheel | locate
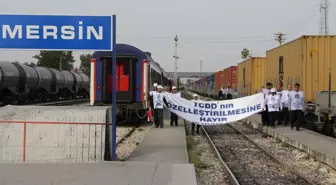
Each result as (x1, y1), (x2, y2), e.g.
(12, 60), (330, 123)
(303, 113), (315, 131)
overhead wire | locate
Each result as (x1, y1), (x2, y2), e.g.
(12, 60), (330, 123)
(116, 34), (275, 41)
(284, 7), (321, 38)
(116, 7), (323, 73)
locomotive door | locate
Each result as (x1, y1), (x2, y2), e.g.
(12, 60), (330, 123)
(102, 56), (136, 103)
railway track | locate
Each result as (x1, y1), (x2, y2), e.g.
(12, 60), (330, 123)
(203, 124), (315, 185)
(116, 123), (141, 146)
(37, 98), (89, 106)
(0, 98), (90, 107)
(182, 91), (316, 185)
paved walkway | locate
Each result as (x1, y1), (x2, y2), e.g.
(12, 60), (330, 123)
(244, 114), (336, 169)
(127, 109), (193, 185)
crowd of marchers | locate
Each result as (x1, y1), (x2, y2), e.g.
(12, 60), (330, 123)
(148, 83), (201, 135)
(261, 82), (304, 131)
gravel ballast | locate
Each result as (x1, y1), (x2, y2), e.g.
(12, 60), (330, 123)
(206, 124), (309, 185)
(232, 122), (336, 185)
(116, 125), (151, 160)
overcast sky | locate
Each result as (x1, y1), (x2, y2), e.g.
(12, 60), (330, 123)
(1, 0), (334, 73)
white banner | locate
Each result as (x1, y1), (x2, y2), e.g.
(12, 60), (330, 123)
(163, 93), (264, 125)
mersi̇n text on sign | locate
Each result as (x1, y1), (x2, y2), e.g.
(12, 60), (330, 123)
(1, 21), (103, 40)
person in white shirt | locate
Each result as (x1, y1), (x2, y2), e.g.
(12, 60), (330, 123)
(265, 88), (282, 128)
(151, 85), (165, 128)
(149, 83), (158, 123)
(225, 85), (233, 99)
(262, 82), (273, 126)
(281, 84), (292, 126)
(191, 94), (201, 135)
(276, 84), (283, 125)
(170, 86), (181, 126)
(288, 83), (304, 131)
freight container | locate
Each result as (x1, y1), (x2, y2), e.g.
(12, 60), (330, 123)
(207, 74), (215, 97)
(215, 71), (223, 93)
(201, 77), (207, 95)
(238, 57), (266, 96)
(223, 66), (238, 89)
(266, 35), (336, 102)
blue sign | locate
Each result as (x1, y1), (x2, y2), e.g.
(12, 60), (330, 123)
(0, 14), (113, 50)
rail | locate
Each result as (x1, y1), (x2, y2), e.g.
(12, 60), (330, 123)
(181, 91), (240, 185)
(229, 122), (315, 185)
(184, 90), (316, 185)
(0, 120), (108, 163)
(36, 98), (89, 106)
(0, 98), (89, 107)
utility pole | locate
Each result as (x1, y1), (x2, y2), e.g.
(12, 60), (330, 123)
(320, 0), (329, 35)
(173, 35), (179, 85)
(275, 32), (286, 46)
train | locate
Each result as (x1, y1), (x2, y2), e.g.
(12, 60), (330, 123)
(188, 35), (336, 137)
(90, 43), (173, 123)
(188, 66), (239, 99)
(0, 61), (90, 105)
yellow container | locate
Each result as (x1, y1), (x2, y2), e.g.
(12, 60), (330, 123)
(238, 57), (266, 96)
(266, 35), (336, 102)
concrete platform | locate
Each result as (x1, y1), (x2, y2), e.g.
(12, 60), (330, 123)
(0, 161), (195, 185)
(0, 106), (197, 185)
(0, 105), (111, 163)
(127, 109), (196, 185)
(243, 114), (336, 169)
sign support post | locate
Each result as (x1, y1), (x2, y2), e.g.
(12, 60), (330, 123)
(0, 13), (117, 160)
(111, 15), (117, 161)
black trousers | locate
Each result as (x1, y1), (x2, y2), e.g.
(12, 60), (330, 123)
(282, 107), (290, 126)
(262, 105), (269, 126)
(153, 109), (164, 127)
(226, 93), (232, 100)
(170, 112), (178, 126)
(277, 109), (283, 125)
(290, 110), (303, 130)
(191, 122), (200, 134)
(268, 111), (279, 127)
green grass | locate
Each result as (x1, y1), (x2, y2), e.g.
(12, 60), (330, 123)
(186, 133), (209, 169)
(183, 94), (209, 170)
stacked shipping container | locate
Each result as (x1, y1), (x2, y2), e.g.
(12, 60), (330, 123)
(192, 66), (239, 97)
(266, 35), (336, 102)
(222, 66), (238, 89)
(207, 74), (215, 96)
(190, 35), (336, 105)
(214, 71), (223, 93)
(238, 57), (267, 96)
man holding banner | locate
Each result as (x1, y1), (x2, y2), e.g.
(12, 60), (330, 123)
(170, 86), (181, 126)
(191, 94), (201, 134)
(148, 83), (158, 124)
(151, 85), (165, 128)
(163, 91), (264, 126)
(265, 88), (282, 128)
(261, 82), (273, 126)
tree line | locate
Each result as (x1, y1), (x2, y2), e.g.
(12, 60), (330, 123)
(22, 51), (91, 76)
